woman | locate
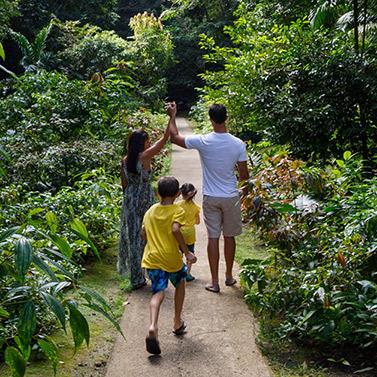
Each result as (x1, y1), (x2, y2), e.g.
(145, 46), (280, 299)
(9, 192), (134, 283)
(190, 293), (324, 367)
(118, 124), (169, 289)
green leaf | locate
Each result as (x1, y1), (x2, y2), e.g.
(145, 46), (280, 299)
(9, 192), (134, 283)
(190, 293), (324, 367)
(336, 159), (345, 168)
(79, 287), (111, 312)
(5, 346), (26, 377)
(41, 254), (75, 281)
(49, 234), (72, 258)
(343, 151), (352, 160)
(32, 254), (57, 281)
(70, 219), (88, 238)
(0, 42), (5, 61)
(38, 338), (59, 375)
(67, 302), (90, 352)
(15, 237), (33, 281)
(28, 207), (45, 217)
(84, 302), (125, 339)
(41, 292), (66, 331)
(13, 336), (31, 361)
(18, 302), (36, 350)
(0, 226), (19, 243)
(46, 211), (58, 233)
(270, 202), (296, 213)
(0, 306), (10, 318)
(70, 219), (100, 259)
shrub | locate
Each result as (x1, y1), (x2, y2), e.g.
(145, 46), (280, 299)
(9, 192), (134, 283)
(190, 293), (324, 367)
(240, 147), (377, 349)
(0, 219), (123, 377)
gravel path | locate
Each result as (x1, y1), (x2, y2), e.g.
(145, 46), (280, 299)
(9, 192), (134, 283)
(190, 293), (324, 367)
(105, 117), (272, 377)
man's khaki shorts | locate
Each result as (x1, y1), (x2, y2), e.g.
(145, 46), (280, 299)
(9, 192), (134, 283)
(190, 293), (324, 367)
(203, 195), (242, 238)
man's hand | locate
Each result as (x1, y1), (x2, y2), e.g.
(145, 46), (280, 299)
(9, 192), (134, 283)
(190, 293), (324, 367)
(166, 101), (177, 118)
(186, 252), (197, 264)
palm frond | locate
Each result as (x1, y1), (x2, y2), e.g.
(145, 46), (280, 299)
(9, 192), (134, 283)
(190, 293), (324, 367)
(8, 29), (33, 63)
(32, 22), (53, 63)
(310, 0), (352, 29)
(310, 1), (340, 29)
(337, 10), (354, 30)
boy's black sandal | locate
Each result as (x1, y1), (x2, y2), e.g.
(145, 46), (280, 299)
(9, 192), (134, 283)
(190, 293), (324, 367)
(173, 321), (187, 335)
(146, 336), (161, 355)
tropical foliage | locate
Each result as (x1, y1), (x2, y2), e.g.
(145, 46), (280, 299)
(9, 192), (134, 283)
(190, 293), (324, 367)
(1, 0), (377, 374)
(191, 0), (377, 355)
(198, 1), (377, 164)
(240, 146), (377, 348)
(0, 6), (173, 375)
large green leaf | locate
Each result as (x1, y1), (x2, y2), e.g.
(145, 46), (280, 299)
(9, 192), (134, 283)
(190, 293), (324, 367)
(84, 302), (124, 339)
(5, 346), (26, 377)
(67, 301), (90, 352)
(0, 226), (19, 243)
(79, 286), (111, 312)
(46, 211), (58, 233)
(38, 338), (58, 375)
(18, 302), (36, 349)
(70, 219), (100, 259)
(13, 336), (31, 361)
(32, 254), (57, 281)
(41, 292), (66, 331)
(49, 234), (72, 258)
(41, 254), (75, 281)
(70, 219), (88, 238)
(15, 237), (33, 282)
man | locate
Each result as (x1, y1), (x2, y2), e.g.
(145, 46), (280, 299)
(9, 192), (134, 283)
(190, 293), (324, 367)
(167, 102), (249, 293)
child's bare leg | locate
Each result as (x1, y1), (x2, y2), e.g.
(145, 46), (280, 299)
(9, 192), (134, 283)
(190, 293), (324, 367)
(149, 291), (165, 338)
(187, 261), (192, 274)
(173, 280), (185, 330)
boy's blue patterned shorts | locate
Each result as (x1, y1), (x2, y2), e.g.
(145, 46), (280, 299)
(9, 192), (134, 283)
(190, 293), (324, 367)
(147, 264), (188, 294)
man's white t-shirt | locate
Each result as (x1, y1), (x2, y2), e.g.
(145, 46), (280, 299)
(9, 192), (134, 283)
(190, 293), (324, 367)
(185, 132), (247, 198)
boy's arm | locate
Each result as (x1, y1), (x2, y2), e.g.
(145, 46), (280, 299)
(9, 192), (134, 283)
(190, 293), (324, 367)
(172, 222), (197, 264)
(141, 226), (147, 241)
(195, 213), (200, 225)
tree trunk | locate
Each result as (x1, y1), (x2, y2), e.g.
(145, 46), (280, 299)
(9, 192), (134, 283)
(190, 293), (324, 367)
(353, 0), (359, 54)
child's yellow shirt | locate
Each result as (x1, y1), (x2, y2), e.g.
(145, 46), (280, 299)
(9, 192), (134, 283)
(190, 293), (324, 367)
(176, 200), (201, 245)
(142, 203), (186, 272)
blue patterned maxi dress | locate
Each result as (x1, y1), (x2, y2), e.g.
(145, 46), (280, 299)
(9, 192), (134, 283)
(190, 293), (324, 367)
(118, 161), (155, 287)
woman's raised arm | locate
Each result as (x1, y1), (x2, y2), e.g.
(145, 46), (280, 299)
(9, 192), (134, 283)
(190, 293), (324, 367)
(140, 122), (170, 162)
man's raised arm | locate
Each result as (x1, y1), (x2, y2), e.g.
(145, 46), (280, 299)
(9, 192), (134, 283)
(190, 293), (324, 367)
(166, 102), (187, 149)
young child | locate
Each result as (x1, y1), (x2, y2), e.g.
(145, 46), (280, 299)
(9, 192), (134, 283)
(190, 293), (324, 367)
(177, 183), (201, 282)
(141, 176), (197, 355)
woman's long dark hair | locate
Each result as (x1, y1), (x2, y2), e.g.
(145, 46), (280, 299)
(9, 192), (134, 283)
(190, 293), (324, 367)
(124, 130), (149, 174)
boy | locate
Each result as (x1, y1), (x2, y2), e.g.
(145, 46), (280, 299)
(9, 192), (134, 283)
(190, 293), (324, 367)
(141, 176), (197, 355)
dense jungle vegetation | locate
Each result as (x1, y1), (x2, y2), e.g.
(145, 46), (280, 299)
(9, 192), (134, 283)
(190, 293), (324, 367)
(0, 0), (376, 376)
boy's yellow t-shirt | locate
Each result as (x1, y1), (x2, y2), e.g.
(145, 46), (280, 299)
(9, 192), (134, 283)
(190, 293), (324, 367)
(142, 203), (186, 272)
(176, 200), (201, 245)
